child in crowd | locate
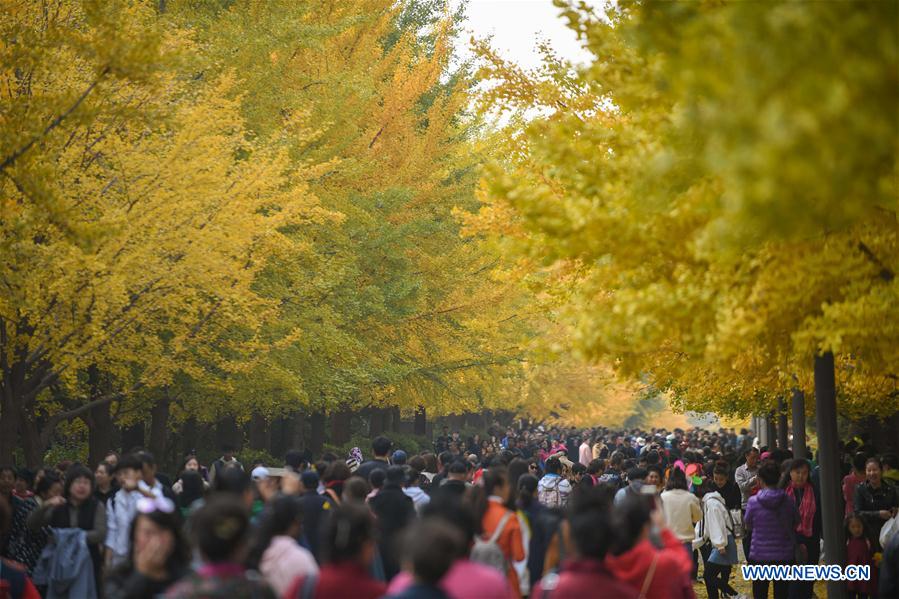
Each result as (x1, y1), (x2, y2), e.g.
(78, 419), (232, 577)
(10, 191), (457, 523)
(846, 514), (878, 599)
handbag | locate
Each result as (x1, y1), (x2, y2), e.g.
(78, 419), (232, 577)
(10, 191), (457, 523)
(881, 515), (898, 548)
(709, 533), (738, 565)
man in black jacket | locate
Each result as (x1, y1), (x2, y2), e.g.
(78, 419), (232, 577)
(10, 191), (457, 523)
(298, 470), (330, 561)
(355, 436), (392, 482)
(369, 466), (415, 580)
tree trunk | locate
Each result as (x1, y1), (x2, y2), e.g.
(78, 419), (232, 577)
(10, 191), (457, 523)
(0, 388), (21, 464)
(309, 412), (325, 455)
(122, 422), (145, 454)
(290, 411), (305, 451)
(369, 408), (385, 437)
(791, 388), (807, 460)
(814, 351), (845, 599)
(776, 396), (789, 451)
(215, 418), (241, 452)
(765, 411), (777, 450)
(86, 400), (114, 468)
(270, 417), (287, 459)
(148, 397), (170, 463)
(414, 405), (426, 436)
(249, 412), (268, 451)
(181, 418), (198, 459)
(331, 408), (351, 446)
(21, 416), (43, 467)
(382, 407), (394, 433)
(389, 406), (401, 433)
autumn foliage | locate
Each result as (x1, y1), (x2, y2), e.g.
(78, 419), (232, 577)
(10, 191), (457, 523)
(466, 0), (898, 422)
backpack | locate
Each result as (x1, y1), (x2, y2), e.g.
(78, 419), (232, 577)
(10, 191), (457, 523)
(471, 512), (512, 572)
(538, 477), (564, 508)
(696, 495), (735, 548)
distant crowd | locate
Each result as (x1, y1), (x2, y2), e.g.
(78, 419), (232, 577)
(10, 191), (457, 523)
(0, 423), (897, 598)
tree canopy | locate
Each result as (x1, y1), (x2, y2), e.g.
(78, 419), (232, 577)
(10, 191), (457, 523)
(466, 0), (899, 420)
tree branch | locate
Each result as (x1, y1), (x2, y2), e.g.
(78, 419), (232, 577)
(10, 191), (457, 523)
(40, 384), (142, 447)
(857, 241), (895, 282)
(1, 67), (109, 172)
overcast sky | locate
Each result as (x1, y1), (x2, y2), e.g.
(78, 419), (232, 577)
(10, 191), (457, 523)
(460, 0), (595, 69)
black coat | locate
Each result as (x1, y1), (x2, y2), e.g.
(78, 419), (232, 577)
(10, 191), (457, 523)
(854, 480), (898, 547)
(369, 484), (415, 580)
(356, 459), (390, 483)
(299, 491), (330, 562)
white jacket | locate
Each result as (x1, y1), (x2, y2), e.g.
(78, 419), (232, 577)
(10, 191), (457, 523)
(105, 489), (141, 565)
(661, 488), (702, 542)
(403, 486), (431, 513)
(694, 491), (731, 551)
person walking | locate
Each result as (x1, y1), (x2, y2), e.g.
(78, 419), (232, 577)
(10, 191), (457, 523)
(28, 465), (107, 591)
(743, 460), (799, 599)
(285, 504), (387, 599)
(369, 466), (416, 581)
(164, 496), (275, 598)
(698, 488), (739, 599)
(473, 467), (525, 597)
(661, 468), (701, 562)
(853, 456), (899, 550)
(536, 458), (571, 510)
(781, 459), (821, 599)
(104, 499), (190, 598)
(606, 494), (694, 599)
(247, 496), (318, 596)
(531, 486), (637, 598)
(735, 448), (760, 562)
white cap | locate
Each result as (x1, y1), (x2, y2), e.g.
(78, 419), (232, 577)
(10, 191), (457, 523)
(251, 466), (270, 481)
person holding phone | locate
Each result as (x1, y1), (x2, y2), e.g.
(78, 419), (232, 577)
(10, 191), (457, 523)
(106, 454), (160, 568)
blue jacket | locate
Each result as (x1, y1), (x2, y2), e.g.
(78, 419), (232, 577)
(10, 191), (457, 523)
(33, 528), (97, 599)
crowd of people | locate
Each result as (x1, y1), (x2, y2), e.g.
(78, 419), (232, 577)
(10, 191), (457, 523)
(0, 424), (897, 599)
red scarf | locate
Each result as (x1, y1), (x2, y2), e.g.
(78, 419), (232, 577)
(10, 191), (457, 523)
(786, 483), (816, 537)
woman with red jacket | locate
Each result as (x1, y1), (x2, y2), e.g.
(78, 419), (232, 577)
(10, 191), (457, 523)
(606, 492), (695, 599)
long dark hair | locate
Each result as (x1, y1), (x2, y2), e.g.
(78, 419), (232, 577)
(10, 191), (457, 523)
(506, 458), (530, 509)
(665, 467), (688, 491)
(517, 473), (539, 509)
(246, 495), (304, 569)
(467, 466), (509, 531)
(322, 503), (374, 564)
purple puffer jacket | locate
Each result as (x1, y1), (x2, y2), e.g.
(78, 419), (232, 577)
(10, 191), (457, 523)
(744, 488), (799, 562)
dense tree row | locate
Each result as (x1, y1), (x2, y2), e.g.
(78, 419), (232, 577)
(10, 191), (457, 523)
(0, 0), (546, 465)
(466, 0), (898, 421)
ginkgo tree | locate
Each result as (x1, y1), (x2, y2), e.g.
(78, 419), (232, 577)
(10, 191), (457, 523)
(3, 0), (563, 465)
(469, 0), (897, 583)
(0, 0), (331, 464)
(169, 0), (534, 430)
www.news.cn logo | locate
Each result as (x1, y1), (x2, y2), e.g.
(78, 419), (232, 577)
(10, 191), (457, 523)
(741, 564), (870, 581)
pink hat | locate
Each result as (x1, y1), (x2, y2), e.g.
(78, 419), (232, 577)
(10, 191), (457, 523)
(760, 451), (771, 460)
